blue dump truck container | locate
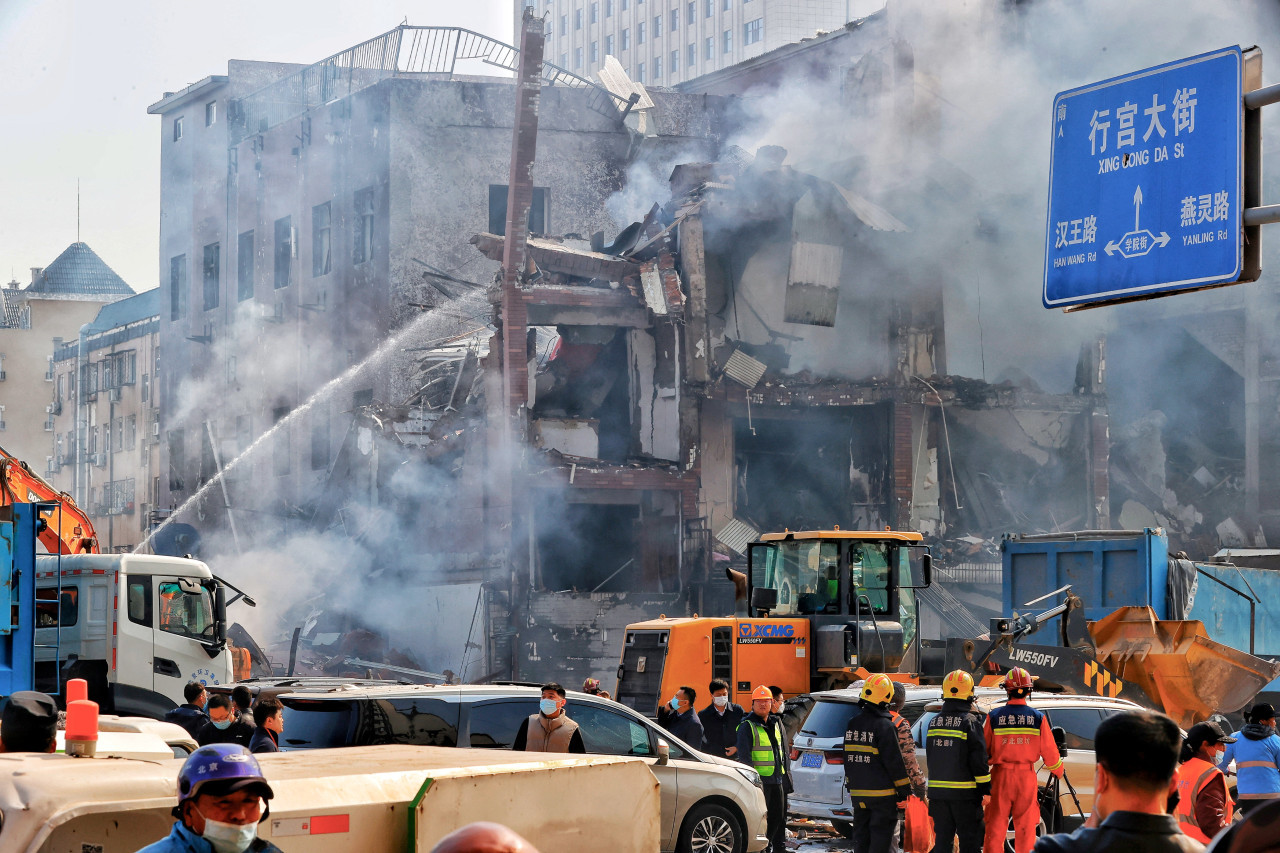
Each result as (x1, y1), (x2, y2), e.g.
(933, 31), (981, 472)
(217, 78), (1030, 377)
(1002, 529), (1169, 620)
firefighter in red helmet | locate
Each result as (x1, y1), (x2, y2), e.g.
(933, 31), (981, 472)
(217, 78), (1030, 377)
(984, 667), (1063, 853)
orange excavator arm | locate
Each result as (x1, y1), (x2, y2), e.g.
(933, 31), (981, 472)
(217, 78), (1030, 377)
(0, 450), (98, 554)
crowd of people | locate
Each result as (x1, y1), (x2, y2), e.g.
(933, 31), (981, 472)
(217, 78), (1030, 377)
(1, 671), (1278, 853)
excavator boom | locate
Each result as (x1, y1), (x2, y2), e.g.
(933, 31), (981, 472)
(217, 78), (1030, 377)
(0, 450), (98, 554)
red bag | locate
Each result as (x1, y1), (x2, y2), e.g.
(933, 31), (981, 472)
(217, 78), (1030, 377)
(902, 795), (935, 853)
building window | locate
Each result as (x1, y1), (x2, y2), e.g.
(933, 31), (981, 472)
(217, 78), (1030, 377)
(141, 373), (150, 404)
(704, 36), (713, 60)
(705, 0), (712, 17)
(621, 28), (630, 50)
(654, 55), (662, 79)
(169, 254), (187, 320)
(637, 61), (645, 82)
(688, 43), (696, 68)
(202, 242), (220, 311)
(114, 418), (124, 452)
(722, 28), (732, 53)
(173, 116), (183, 141)
(654, 14), (662, 36)
(545, 20), (553, 37)
(671, 8), (679, 29)
(488, 185), (549, 236)
(237, 230), (254, 301)
(354, 187), (375, 265)
(273, 406), (290, 476)
(205, 101), (217, 127)
(672, 49), (680, 72)
(312, 201), (332, 277)
(127, 415), (136, 448)
(561, 53), (568, 67)
(574, 46), (583, 69)
(574, 8), (582, 29)
(638, 21), (645, 44)
(310, 408), (330, 470)
(559, 14), (566, 35)
(353, 388), (374, 408)
(688, 1), (695, 25)
(621, 0), (628, 9)
(168, 430), (184, 492)
(606, 0), (614, 15)
(591, 1), (599, 22)
(744, 17), (762, 45)
(606, 34), (615, 54)
(274, 216), (292, 289)
(723, 0), (730, 9)
(591, 41), (599, 62)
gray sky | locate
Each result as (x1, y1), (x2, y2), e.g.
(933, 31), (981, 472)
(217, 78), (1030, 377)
(0, 0), (514, 293)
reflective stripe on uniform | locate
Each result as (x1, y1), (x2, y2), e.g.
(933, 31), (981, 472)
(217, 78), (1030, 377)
(929, 779), (977, 789)
(974, 773), (991, 783)
(845, 744), (879, 754)
(744, 719), (778, 777)
(930, 729), (968, 739)
(848, 788), (896, 797)
(894, 776), (910, 786)
(1043, 757), (1064, 771)
(994, 728), (1041, 736)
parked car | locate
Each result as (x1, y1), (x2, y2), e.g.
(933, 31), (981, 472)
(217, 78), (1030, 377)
(248, 681), (768, 853)
(788, 684), (941, 838)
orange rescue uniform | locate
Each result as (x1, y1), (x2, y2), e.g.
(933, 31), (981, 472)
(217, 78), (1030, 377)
(1174, 756), (1234, 843)
(982, 698), (1063, 853)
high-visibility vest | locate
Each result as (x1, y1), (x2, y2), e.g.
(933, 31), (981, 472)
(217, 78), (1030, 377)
(1175, 756), (1234, 843)
(743, 718), (783, 778)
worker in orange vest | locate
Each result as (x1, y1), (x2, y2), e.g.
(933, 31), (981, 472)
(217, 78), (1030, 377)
(983, 667), (1063, 853)
(1175, 721), (1235, 843)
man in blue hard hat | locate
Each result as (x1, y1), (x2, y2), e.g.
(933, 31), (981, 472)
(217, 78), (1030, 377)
(135, 743), (282, 853)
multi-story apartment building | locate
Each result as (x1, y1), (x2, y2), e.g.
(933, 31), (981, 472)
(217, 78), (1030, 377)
(520, 0), (848, 85)
(48, 290), (160, 552)
(0, 243), (133, 470)
(145, 25), (726, 549)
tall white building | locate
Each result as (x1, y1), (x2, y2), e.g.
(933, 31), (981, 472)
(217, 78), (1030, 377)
(519, 0), (850, 85)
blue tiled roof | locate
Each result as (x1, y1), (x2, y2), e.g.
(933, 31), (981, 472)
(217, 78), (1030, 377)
(28, 242), (135, 297)
(88, 288), (159, 332)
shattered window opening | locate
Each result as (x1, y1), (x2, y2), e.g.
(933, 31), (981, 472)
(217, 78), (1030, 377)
(237, 230), (255, 301)
(354, 187), (375, 266)
(312, 201), (332, 277)
(202, 242), (220, 311)
(274, 216), (293, 289)
(488, 185), (549, 237)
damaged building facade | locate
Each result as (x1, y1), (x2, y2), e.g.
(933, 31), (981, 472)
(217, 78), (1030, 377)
(147, 26), (729, 680)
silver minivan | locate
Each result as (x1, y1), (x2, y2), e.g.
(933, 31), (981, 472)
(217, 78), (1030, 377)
(787, 684), (940, 838)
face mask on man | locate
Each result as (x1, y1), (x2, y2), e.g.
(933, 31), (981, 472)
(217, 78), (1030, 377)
(669, 696), (682, 711)
(539, 698), (559, 716)
(212, 718), (233, 731)
(196, 808), (258, 853)
(713, 695), (729, 708)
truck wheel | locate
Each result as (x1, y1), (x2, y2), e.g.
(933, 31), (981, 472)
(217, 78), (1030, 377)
(831, 819), (855, 838)
(678, 803), (744, 853)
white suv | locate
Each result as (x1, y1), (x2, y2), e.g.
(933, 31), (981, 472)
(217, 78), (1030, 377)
(788, 684), (941, 838)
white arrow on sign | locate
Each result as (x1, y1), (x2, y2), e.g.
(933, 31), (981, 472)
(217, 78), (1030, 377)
(1133, 185), (1143, 231)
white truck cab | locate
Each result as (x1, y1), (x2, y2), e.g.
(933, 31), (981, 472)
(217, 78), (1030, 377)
(34, 553), (234, 717)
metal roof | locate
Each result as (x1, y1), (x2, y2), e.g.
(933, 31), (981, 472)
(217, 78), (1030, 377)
(26, 243), (134, 298)
(87, 289), (159, 333)
(758, 529), (924, 542)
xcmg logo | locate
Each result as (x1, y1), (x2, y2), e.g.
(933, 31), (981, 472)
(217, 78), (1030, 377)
(737, 623), (799, 644)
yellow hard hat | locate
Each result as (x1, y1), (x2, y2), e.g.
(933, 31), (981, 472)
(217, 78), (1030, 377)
(942, 670), (975, 701)
(751, 685), (774, 701)
(860, 673), (894, 706)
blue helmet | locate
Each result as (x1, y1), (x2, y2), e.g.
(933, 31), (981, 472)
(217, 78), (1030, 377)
(177, 744), (273, 803)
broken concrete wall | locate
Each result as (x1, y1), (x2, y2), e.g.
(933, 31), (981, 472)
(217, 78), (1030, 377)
(522, 590), (684, 695)
(627, 327), (680, 462)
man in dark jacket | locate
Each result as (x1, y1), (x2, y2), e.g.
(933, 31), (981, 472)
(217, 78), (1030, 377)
(926, 671), (990, 853)
(844, 674), (912, 853)
(1034, 710), (1205, 853)
(657, 685), (705, 750)
(231, 685), (255, 726)
(196, 693), (255, 747)
(249, 698), (284, 753)
(737, 685), (789, 853)
(163, 681), (208, 739)
(698, 679), (745, 758)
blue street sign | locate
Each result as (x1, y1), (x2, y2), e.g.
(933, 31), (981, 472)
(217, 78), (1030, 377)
(1044, 47), (1243, 308)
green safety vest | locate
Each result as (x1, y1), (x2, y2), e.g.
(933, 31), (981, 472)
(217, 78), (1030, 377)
(744, 717), (786, 778)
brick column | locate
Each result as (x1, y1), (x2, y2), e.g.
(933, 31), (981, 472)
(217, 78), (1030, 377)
(891, 402), (914, 530)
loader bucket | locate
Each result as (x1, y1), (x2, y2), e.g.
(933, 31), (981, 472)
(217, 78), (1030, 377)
(1089, 606), (1280, 729)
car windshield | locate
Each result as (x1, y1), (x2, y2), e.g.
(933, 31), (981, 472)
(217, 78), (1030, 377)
(280, 699), (355, 749)
(912, 711), (938, 747)
(798, 700), (861, 740)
